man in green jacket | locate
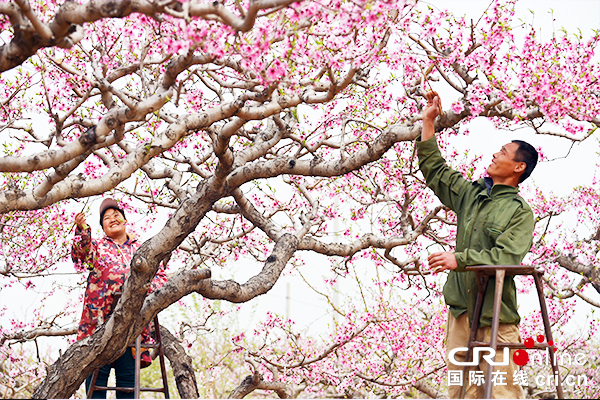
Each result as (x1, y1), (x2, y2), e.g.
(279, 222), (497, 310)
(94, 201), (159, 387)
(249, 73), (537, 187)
(418, 92), (538, 399)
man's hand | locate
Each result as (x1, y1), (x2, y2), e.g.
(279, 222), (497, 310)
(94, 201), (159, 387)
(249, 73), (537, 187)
(74, 212), (88, 230)
(421, 91), (441, 142)
(428, 251), (458, 273)
(423, 91), (441, 122)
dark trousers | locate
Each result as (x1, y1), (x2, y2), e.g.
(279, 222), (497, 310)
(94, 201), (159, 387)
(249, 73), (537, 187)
(85, 348), (135, 399)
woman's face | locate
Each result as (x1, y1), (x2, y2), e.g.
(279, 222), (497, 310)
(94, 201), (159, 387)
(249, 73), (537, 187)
(101, 208), (126, 239)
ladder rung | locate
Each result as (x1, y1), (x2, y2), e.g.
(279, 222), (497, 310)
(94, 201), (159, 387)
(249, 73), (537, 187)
(139, 388), (168, 393)
(470, 340), (550, 349)
(92, 386), (167, 393)
(129, 342), (161, 348)
(92, 386), (133, 392)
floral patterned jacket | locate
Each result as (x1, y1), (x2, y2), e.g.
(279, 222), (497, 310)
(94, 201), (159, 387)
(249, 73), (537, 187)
(72, 226), (167, 343)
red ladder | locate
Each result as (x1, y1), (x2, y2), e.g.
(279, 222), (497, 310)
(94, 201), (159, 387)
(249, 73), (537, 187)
(459, 265), (563, 399)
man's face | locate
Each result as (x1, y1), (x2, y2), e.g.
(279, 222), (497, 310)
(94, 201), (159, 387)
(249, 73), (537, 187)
(486, 142), (524, 182)
(102, 208), (126, 239)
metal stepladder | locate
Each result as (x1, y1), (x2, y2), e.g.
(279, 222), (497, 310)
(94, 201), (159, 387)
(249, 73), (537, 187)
(88, 293), (170, 398)
(460, 265), (564, 399)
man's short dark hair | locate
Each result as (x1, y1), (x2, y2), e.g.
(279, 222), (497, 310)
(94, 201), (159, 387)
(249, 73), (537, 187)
(512, 140), (538, 183)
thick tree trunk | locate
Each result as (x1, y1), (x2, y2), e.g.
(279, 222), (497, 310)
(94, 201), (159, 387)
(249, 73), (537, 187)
(31, 167), (301, 398)
(32, 181), (225, 398)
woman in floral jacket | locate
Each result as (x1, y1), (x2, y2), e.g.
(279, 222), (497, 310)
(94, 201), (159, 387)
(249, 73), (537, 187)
(72, 198), (167, 399)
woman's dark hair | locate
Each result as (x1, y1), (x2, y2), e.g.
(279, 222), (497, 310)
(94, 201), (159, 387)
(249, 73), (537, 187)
(512, 140), (538, 183)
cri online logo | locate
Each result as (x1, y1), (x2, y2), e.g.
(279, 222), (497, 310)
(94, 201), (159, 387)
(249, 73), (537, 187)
(512, 334), (557, 366)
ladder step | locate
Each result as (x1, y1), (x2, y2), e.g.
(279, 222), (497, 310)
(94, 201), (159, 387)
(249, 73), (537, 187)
(470, 340), (550, 349)
(139, 388), (168, 393)
(92, 386), (167, 393)
(129, 342), (161, 348)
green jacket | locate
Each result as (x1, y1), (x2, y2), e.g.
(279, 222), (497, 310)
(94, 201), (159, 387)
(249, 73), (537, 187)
(417, 137), (534, 327)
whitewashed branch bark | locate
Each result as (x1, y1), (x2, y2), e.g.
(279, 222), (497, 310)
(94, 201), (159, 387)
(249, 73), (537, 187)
(0, 0), (303, 72)
(0, 326), (77, 346)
